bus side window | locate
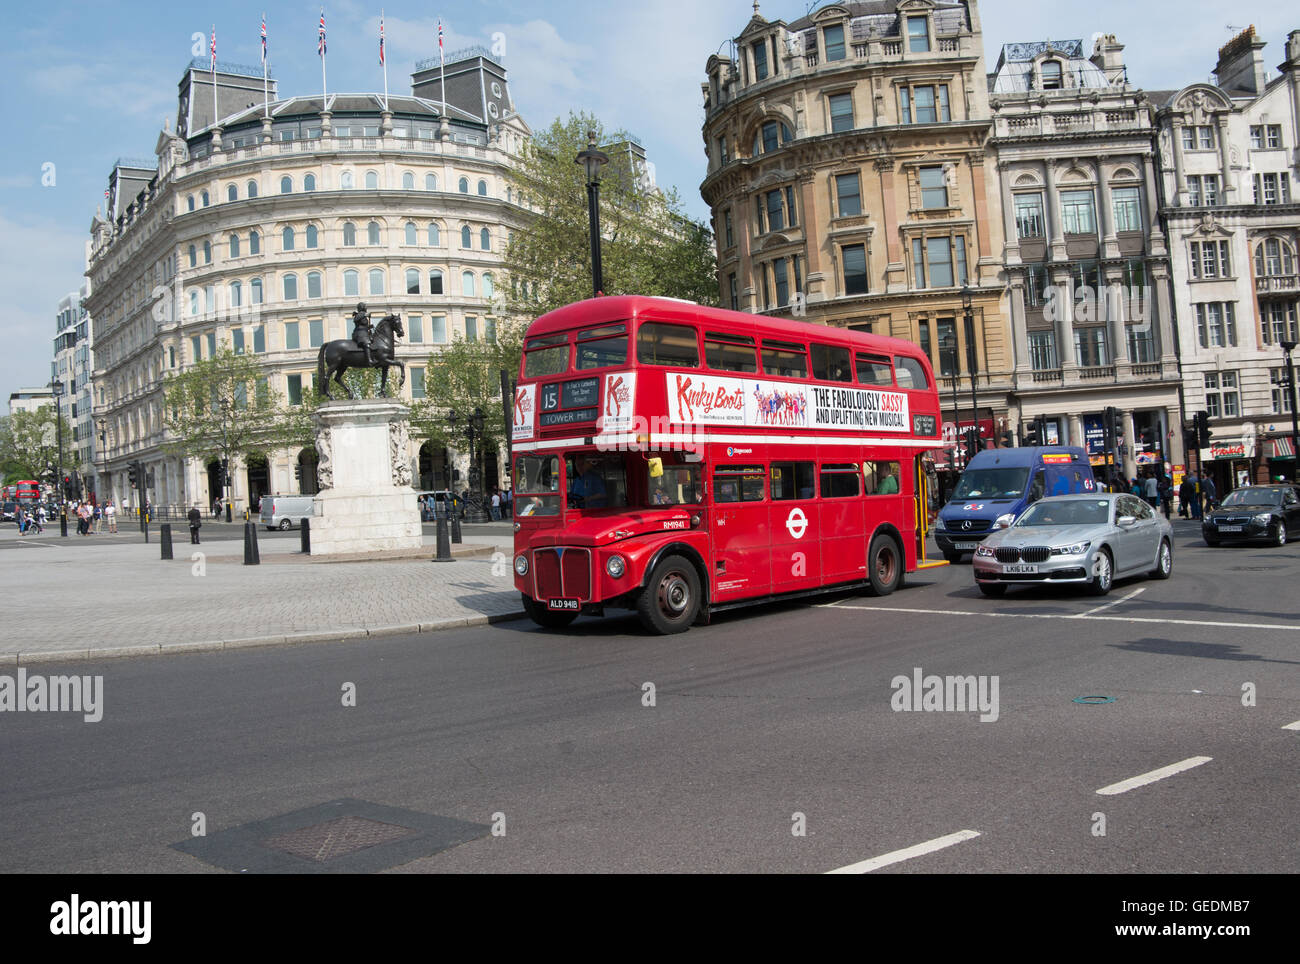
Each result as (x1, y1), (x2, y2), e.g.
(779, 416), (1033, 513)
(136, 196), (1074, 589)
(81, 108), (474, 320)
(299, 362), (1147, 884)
(864, 461), (900, 494)
(771, 461), (814, 500)
(1029, 470), (1046, 503)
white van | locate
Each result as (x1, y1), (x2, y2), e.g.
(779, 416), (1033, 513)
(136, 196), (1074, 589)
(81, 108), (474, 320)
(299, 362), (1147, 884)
(260, 495), (316, 530)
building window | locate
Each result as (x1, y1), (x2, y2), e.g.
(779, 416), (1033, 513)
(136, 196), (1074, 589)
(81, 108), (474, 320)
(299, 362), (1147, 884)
(1126, 324), (1155, 363)
(1014, 193), (1044, 238)
(343, 269), (359, 297)
(307, 271), (322, 299)
(189, 289), (199, 316)
(829, 93), (854, 133)
(1272, 368), (1295, 414)
(1060, 189), (1096, 234)
(402, 172), (415, 190)
(907, 16), (929, 52)
(842, 243), (868, 295)
(717, 137), (730, 167)
(227, 184), (237, 202)
(206, 332), (217, 357)
(481, 227), (491, 250)
(823, 24), (846, 61)
(900, 84), (949, 124)
(723, 209), (734, 248)
(282, 274), (298, 301)
(1254, 172), (1292, 205)
(364, 171), (378, 190)
(249, 230), (260, 255)
(228, 234), (241, 258)
(919, 166), (948, 209)
(483, 273), (494, 299)
(367, 221), (380, 245)
(190, 334), (201, 360)
(287, 374), (303, 406)
(252, 325), (265, 354)
(1040, 60), (1064, 89)
(408, 315), (423, 343)
(429, 269), (444, 295)
(188, 244), (197, 268)
(304, 174), (316, 192)
(912, 236), (966, 288)
(1187, 174), (1219, 206)
(477, 179), (488, 196)
(430, 315), (447, 343)
(282, 227), (294, 251)
(753, 119), (793, 155)
(1195, 302), (1237, 348)
(1255, 238), (1296, 278)
(771, 259), (790, 306)
(752, 39), (769, 81)
(1204, 371), (1239, 418)
(1189, 240), (1230, 279)
(340, 171), (353, 190)
(425, 173), (437, 191)
(280, 176), (292, 194)
(428, 223), (440, 246)
(835, 172), (861, 217)
(309, 320), (324, 348)
(229, 281), (242, 307)
(187, 195), (195, 212)
(1181, 126), (1216, 150)
(926, 237), (954, 287)
(285, 321), (300, 350)
(1250, 124), (1283, 149)
(405, 222), (417, 245)
(368, 268), (385, 295)
(250, 278), (262, 304)
(461, 225), (472, 248)
(458, 177), (469, 194)
(411, 366), (426, 399)
(1112, 187), (1141, 232)
(466, 316), (478, 342)
(304, 224), (318, 249)
(728, 273), (738, 310)
(201, 191), (209, 207)
(1028, 331), (1058, 370)
(1262, 302), (1298, 345)
(342, 223), (356, 246)
(463, 271), (476, 297)
(406, 268), (420, 294)
(1073, 327), (1109, 367)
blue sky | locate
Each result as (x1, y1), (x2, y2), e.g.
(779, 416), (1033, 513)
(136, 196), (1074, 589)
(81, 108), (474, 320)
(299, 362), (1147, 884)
(2, 1), (1296, 404)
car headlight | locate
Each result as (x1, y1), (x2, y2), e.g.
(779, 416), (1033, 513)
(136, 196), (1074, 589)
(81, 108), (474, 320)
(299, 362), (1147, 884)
(1253, 513), (1273, 525)
(975, 544), (996, 557)
(1050, 541), (1091, 556)
(992, 513), (1016, 530)
(606, 554), (626, 578)
(514, 554), (529, 576)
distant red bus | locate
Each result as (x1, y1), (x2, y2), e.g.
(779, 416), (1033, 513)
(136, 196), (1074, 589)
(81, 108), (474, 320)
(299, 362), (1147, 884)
(511, 296), (944, 634)
(4, 481), (40, 503)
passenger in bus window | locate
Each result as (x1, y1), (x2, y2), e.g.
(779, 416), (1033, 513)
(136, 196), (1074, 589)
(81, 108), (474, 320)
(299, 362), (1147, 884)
(877, 463), (899, 494)
(568, 455), (608, 508)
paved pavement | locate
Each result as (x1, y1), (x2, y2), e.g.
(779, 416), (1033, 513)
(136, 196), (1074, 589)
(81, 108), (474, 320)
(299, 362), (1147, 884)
(0, 522), (523, 662)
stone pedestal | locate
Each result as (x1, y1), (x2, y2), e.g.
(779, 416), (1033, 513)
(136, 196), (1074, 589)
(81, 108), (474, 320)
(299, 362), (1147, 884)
(309, 399), (421, 556)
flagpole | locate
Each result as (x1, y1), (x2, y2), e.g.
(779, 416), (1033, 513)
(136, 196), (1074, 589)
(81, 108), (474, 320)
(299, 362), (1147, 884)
(262, 14), (269, 118)
(320, 9), (328, 106)
(381, 10), (389, 111)
(439, 18), (446, 116)
(211, 25), (218, 129)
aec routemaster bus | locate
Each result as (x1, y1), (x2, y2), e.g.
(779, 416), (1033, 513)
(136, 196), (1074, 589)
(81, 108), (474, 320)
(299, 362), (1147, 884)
(511, 296), (943, 634)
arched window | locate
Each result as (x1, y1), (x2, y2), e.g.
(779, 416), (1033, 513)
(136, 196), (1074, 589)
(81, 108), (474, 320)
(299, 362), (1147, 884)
(506, 187), (513, 203)
(227, 184), (237, 202)
(427, 223), (440, 245)
(477, 179), (488, 196)
(250, 278), (263, 304)
(188, 289), (199, 315)
(461, 225), (472, 248)
(462, 271), (476, 297)
(752, 120), (794, 156)
(282, 227), (295, 251)
(1040, 60), (1064, 90)
(304, 173), (316, 192)
(229, 234), (240, 257)
(283, 273), (298, 300)
(280, 175), (293, 194)
(458, 177), (469, 194)
(340, 171), (353, 189)
(343, 222), (356, 246)
(229, 281), (242, 306)
(482, 273), (494, 299)
(402, 172), (415, 190)
(367, 221), (381, 245)
(249, 230), (260, 255)
(188, 244), (197, 267)
(246, 180), (258, 198)
(406, 268), (420, 294)
(307, 271), (322, 299)
(405, 222), (417, 246)
(306, 224), (318, 248)
(425, 173), (437, 191)
(368, 268), (385, 295)
(201, 190), (209, 207)
(187, 195), (195, 212)
(365, 171), (379, 189)
(203, 240), (212, 264)
(480, 227), (491, 250)
(429, 269), (444, 294)
(1255, 238), (1297, 277)
(343, 269), (359, 297)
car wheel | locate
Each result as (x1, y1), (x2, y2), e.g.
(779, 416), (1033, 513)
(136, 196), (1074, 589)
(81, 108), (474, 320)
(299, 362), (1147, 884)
(278, 518), (293, 531)
(636, 554), (700, 635)
(867, 534), (903, 596)
(1275, 522), (1287, 547)
(978, 582), (1006, 597)
(1089, 548), (1113, 596)
(521, 593), (579, 629)
(1151, 539), (1173, 579)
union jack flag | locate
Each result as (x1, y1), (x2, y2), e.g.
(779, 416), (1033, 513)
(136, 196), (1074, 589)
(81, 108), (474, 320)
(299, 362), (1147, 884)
(379, 14), (385, 66)
(318, 10), (326, 56)
(438, 19), (443, 65)
(210, 27), (216, 68)
(260, 15), (267, 64)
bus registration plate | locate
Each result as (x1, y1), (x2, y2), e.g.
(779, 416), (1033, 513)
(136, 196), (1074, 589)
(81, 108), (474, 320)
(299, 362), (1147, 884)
(547, 598), (580, 611)
(1004, 564), (1038, 574)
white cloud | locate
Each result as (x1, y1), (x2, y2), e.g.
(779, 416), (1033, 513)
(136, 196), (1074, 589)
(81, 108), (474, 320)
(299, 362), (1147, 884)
(29, 62), (173, 119)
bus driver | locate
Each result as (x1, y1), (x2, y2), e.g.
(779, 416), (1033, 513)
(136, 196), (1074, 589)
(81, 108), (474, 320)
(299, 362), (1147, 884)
(569, 456), (608, 508)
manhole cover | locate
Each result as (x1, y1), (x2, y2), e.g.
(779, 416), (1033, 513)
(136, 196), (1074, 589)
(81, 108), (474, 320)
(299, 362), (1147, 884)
(263, 816), (416, 862)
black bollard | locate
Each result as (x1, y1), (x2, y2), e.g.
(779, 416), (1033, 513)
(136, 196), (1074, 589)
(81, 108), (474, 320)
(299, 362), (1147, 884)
(243, 521), (260, 565)
(450, 506), (463, 544)
(300, 518), (311, 554)
(143, 516), (149, 543)
(433, 512), (454, 562)
(160, 524), (173, 560)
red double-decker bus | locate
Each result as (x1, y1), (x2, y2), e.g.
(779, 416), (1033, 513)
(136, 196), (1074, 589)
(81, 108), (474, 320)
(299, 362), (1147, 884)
(511, 296), (944, 634)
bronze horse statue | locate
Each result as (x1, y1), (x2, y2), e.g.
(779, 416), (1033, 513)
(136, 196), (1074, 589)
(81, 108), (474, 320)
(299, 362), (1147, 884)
(316, 314), (406, 399)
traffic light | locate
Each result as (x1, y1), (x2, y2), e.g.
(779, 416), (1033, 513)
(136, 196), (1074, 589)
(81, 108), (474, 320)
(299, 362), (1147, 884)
(294, 463), (302, 481)
(62, 475), (72, 498)
(128, 464), (138, 487)
(1194, 410), (1211, 448)
(1000, 430), (1014, 448)
(1023, 419), (1041, 446)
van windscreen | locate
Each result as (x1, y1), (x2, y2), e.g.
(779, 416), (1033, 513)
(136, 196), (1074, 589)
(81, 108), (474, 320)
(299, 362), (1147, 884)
(952, 467), (1029, 500)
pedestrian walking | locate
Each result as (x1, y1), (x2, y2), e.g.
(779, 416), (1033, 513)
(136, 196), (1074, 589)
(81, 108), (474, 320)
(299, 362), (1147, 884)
(1157, 475), (1172, 519)
(1202, 474), (1217, 510)
(490, 489), (502, 521)
(188, 504), (202, 545)
(1178, 476), (1193, 518)
(1143, 473), (1159, 509)
(105, 500), (117, 533)
(93, 502), (103, 533)
(1188, 472), (1203, 519)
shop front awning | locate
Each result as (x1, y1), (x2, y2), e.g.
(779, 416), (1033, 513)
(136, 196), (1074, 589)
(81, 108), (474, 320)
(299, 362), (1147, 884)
(1271, 437), (1295, 460)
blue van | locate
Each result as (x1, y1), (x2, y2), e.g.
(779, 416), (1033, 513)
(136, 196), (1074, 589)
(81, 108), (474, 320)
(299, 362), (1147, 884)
(934, 447), (1097, 562)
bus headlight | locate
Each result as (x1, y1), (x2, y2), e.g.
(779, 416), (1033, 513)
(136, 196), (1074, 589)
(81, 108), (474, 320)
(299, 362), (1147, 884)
(514, 554), (529, 576)
(606, 555), (626, 578)
(992, 513), (1016, 530)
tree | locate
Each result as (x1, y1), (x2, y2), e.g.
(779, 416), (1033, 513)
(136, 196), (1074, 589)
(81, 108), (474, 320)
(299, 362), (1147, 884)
(503, 112), (719, 324)
(0, 406), (75, 483)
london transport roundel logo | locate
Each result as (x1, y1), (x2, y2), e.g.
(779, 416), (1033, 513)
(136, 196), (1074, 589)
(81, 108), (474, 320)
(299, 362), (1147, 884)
(963, 503), (985, 511)
(786, 507), (808, 539)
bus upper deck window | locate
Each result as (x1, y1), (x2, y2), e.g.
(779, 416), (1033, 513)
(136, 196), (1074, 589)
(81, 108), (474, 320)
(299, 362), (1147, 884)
(637, 322), (699, 367)
(811, 343), (852, 382)
(575, 323), (628, 370)
(761, 340), (807, 378)
(856, 353), (894, 386)
(524, 334), (570, 377)
(704, 332), (758, 373)
(893, 355), (929, 390)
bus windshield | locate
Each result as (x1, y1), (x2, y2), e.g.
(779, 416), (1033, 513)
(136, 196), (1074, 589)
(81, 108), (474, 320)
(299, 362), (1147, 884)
(566, 453), (627, 510)
(514, 454), (562, 516)
(647, 461), (702, 507)
(953, 467), (1028, 500)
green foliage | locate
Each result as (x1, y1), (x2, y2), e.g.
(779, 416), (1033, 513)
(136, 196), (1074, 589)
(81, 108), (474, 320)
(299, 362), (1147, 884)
(503, 112), (719, 322)
(0, 406), (75, 482)
(162, 348), (290, 461)
(411, 336), (515, 461)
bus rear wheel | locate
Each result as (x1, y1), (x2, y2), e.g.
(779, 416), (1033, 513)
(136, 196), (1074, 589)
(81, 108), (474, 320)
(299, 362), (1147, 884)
(637, 554), (700, 635)
(867, 534), (903, 596)
(521, 593), (579, 630)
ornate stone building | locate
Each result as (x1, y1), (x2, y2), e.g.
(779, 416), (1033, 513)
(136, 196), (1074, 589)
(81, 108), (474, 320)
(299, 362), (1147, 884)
(700, 1), (1011, 461)
(987, 35), (1183, 478)
(1154, 26), (1300, 491)
(86, 50), (530, 513)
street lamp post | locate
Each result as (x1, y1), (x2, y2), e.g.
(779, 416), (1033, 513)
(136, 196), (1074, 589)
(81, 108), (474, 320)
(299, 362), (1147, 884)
(940, 333), (962, 472)
(447, 407), (490, 523)
(52, 379), (68, 537)
(962, 286), (981, 459)
(219, 398), (233, 523)
(575, 131), (609, 299)
(1282, 339), (1300, 481)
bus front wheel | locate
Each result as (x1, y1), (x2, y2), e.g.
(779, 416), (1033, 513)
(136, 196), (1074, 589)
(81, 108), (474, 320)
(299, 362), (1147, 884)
(867, 534), (903, 596)
(521, 593), (579, 630)
(637, 554), (700, 635)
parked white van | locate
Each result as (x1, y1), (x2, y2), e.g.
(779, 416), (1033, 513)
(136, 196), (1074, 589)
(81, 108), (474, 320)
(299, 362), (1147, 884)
(260, 495), (316, 530)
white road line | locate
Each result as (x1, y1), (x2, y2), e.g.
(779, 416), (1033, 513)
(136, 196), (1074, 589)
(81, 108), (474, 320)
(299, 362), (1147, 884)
(1096, 756), (1213, 796)
(821, 602), (1300, 634)
(1077, 587), (1144, 617)
(826, 829), (981, 874)
(1283, 720), (1300, 731)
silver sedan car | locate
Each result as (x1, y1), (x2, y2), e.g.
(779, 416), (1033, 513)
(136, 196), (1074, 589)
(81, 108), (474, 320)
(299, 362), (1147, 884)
(971, 492), (1173, 597)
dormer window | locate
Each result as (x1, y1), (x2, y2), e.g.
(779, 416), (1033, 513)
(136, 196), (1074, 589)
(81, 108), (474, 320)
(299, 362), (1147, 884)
(907, 16), (930, 53)
(1040, 61), (1063, 89)
(824, 24), (846, 62)
(753, 39), (769, 81)
(753, 120), (794, 155)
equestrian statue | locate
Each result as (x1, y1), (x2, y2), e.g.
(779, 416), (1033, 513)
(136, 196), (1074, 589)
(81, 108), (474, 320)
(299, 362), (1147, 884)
(317, 303), (407, 399)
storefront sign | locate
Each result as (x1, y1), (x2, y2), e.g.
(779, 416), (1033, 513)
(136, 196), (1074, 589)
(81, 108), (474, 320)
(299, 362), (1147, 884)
(1210, 443), (1246, 460)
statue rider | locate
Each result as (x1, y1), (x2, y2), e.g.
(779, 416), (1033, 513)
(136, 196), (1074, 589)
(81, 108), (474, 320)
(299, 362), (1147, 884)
(351, 302), (374, 367)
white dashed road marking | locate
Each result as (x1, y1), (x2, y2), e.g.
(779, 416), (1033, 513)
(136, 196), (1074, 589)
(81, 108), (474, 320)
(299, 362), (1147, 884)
(1095, 756), (1213, 796)
(826, 829), (981, 874)
(820, 602), (1300, 634)
(1078, 587), (1144, 617)
(1283, 720), (1300, 731)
